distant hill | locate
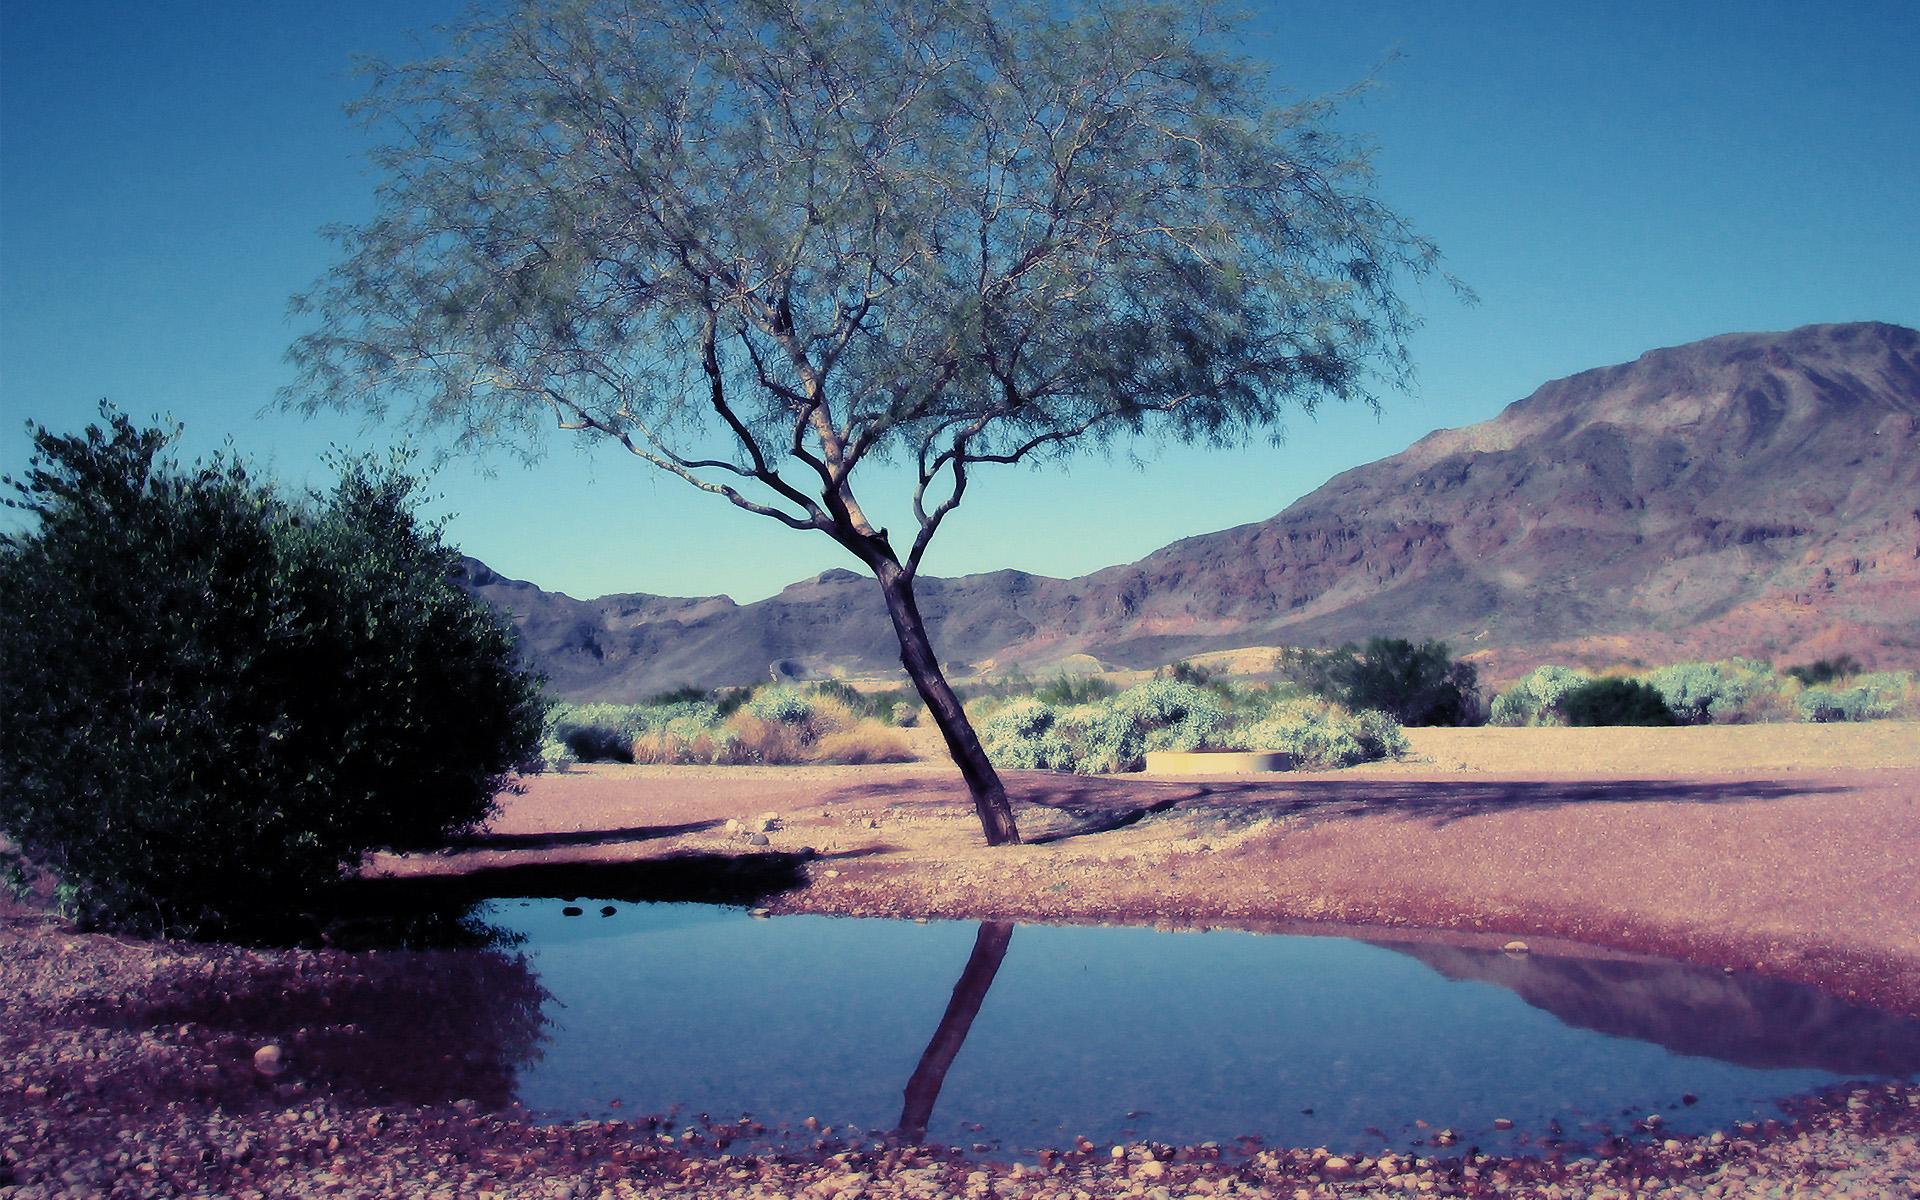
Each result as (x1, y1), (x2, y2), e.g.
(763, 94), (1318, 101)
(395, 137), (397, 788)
(460, 322), (1920, 699)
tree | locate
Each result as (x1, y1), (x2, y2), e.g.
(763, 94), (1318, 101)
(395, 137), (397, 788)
(1327, 636), (1479, 726)
(1560, 678), (1676, 728)
(288, 0), (1449, 844)
(0, 408), (546, 934)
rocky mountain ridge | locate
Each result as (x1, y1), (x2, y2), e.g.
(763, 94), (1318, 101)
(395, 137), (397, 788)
(459, 322), (1920, 699)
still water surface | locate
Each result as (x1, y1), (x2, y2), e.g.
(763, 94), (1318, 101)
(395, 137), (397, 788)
(484, 901), (1920, 1153)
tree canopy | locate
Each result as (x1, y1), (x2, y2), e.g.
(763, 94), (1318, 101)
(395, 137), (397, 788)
(289, 0), (1451, 843)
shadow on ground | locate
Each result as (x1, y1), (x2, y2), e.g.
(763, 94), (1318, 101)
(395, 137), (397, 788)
(449, 818), (725, 851)
(820, 774), (1848, 838)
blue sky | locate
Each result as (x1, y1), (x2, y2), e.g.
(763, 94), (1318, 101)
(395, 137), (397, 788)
(4, 1), (1916, 601)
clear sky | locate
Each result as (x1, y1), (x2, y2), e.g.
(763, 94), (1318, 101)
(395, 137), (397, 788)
(4, 1), (1916, 602)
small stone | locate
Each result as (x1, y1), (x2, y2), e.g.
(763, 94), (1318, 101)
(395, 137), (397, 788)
(1502, 940), (1530, 955)
(1492, 1118), (1514, 1130)
(561, 905), (583, 917)
(748, 907), (771, 918)
(823, 869), (840, 879)
(746, 833), (771, 846)
(1134, 1160), (1166, 1179)
(252, 1045), (285, 1075)
(599, 906), (616, 917)
(1322, 1156), (1353, 1178)
(1111, 1145), (1127, 1159)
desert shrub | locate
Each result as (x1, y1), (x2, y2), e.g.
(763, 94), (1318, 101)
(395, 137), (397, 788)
(1794, 673), (1909, 722)
(1163, 659), (1219, 687)
(1560, 678), (1676, 726)
(0, 410), (544, 935)
(537, 736), (578, 772)
(1114, 680), (1229, 753)
(557, 722), (636, 762)
(807, 680), (915, 723)
(1233, 700), (1407, 767)
(646, 684), (710, 705)
(1034, 674), (1118, 706)
(745, 686), (816, 726)
(713, 685), (757, 718)
(1308, 637), (1479, 726)
(1785, 655), (1862, 688)
(1644, 660), (1773, 725)
(979, 681), (1229, 774)
(813, 722), (916, 764)
(1488, 665), (1589, 726)
(979, 699), (1074, 770)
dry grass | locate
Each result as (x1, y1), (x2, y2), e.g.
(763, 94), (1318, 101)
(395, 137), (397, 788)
(624, 703), (917, 766)
(812, 721), (916, 764)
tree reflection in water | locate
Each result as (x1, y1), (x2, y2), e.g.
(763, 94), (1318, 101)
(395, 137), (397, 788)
(898, 921), (1014, 1143)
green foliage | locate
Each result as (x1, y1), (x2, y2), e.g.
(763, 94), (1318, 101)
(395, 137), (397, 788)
(1319, 637), (1480, 726)
(1164, 660), (1218, 687)
(1785, 655), (1862, 688)
(1488, 665), (1589, 726)
(1645, 659), (1774, 724)
(1233, 701), (1409, 768)
(745, 687), (816, 726)
(976, 679), (1405, 774)
(0, 409), (545, 935)
(807, 679), (916, 723)
(978, 699), (1075, 772)
(1560, 678), (1676, 727)
(1034, 674), (1118, 706)
(1794, 674), (1907, 723)
(646, 684), (710, 706)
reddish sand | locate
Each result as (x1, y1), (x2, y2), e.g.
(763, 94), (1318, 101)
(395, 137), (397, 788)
(372, 722), (1920, 1015)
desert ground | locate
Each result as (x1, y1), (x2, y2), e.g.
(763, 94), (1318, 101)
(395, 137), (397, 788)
(6, 723), (1920, 1198)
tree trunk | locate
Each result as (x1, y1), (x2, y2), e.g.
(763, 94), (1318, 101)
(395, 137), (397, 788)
(873, 564), (1021, 845)
(897, 921), (1015, 1142)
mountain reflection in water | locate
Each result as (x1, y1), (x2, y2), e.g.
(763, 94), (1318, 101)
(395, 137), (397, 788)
(1376, 941), (1920, 1077)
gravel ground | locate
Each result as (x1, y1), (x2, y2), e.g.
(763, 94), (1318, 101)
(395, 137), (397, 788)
(8, 724), (1920, 1197)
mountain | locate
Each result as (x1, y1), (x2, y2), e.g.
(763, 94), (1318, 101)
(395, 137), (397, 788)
(460, 322), (1920, 699)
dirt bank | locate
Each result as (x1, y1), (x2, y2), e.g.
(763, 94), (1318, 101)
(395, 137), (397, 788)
(378, 722), (1920, 1015)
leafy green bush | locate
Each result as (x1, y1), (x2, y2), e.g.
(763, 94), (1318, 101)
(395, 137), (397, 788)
(1645, 660), (1773, 725)
(1319, 637), (1480, 726)
(1034, 674), (1118, 706)
(0, 410), (545, 935)
(1785, 655), (1862, 688)
(978, 699), (1074, 771)
(1794, 674), (1907, 722)
(1488, 665), (1589, 726)
(1233, 700), (1408, 767)
(976, 680), (1404, 774)
(1560, 678), (1676, 727)
(646, 684), (710, 705)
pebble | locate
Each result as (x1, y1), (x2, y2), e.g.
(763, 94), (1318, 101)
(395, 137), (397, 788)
(1503, 939), (1530, 954)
